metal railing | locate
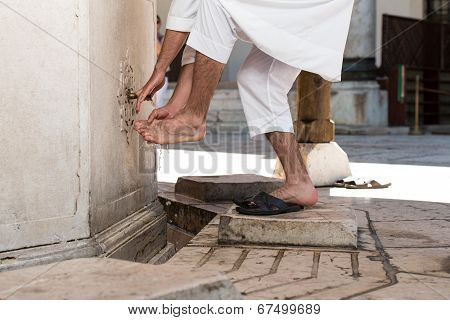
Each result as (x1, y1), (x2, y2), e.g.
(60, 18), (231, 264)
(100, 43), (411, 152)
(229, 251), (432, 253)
(411, 75), (450, 135)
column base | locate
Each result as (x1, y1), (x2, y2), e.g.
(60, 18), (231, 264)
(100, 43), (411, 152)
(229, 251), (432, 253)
(274, 142), (352, 187)
(0, 202), (166, 272)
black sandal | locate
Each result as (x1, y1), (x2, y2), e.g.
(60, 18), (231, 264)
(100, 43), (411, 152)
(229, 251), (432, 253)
(234, 192), (303, 216)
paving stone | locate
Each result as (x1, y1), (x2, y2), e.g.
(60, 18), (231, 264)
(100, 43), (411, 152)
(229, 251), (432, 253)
(219, 205), (358, 248)
(363, 200), (450, 222)
(188, 223), (220, 247)
(227, 249), (280, 282)
(234, 250), (315, 297)
(374, 220), (450, 248)
(175, 174), (283, 202)
(386, 248), (450, 277)
(166, 247), (212, 268)
(242, 252), (387, 300)
(0, 263), (58, 299)
(354, 273), (450, 300)
(0, 258), (241, 300)
(197, 247), (246, 273)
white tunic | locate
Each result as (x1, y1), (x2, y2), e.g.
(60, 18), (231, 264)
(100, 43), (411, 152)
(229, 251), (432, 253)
(167, 0), (354, 82)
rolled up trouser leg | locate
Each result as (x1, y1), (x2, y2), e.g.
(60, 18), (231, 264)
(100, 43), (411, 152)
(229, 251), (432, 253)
(181, 45), (196, 66)
(186, 0), (238, 64)
(237, 46), (301, 138)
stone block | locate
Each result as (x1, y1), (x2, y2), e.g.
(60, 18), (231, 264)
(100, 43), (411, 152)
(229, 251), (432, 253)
(148, 243), (176, 265)
(0, 258), (242, 300)
(167, 224), (195, 251)
(295, 119), (335, 143)
(218, 110), (247, 123)
(218, 204), (357, 248)
(274, 142), (351, 187)
(175, 174), (284, 202)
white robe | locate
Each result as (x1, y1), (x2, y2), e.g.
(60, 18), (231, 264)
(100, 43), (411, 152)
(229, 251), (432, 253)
(166, 0), (354, 82)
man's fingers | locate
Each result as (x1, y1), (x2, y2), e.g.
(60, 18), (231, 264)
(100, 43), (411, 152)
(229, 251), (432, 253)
(147, 109), (159, 123)
(135, 86), (153, 113)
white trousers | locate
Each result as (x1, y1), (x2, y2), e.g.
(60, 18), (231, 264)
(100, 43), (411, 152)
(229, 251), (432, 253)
(181, 0), (300, 138)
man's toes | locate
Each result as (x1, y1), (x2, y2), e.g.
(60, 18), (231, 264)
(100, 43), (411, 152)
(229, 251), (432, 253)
(137, 128), (148, 135)
(143, 134), (156, 143)
(134, 120), (148, 130)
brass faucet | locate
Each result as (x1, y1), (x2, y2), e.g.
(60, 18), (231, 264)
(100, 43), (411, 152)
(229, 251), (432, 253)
(126, 89), (152, 102)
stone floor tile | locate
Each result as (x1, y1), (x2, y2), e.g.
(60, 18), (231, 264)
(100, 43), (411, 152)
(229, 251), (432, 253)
(354, 273), (450, 300)
(234, 250), (315, 297)
(187, 224), (219, 247)
(242, 252), (387, 300)
(226, 249), (280, 282)
(386, 247), (450, 277)
(166, 247), (212, 268)
(196, 247), (247, 273)
(374, 220), (450, 248)
(0, 258), (241, 300)
(0, 263), (57, 299)
(365, 200), (450, 222)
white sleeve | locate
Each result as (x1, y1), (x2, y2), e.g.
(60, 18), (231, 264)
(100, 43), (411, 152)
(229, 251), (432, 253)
(166, 0), (200, 32)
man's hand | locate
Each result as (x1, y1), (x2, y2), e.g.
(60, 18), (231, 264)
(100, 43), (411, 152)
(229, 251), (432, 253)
(135, 69), (166, 113)
(136, 30), (189, 113)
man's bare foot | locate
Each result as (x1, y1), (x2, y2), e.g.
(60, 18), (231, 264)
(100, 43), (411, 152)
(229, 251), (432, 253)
(134, 111), (206, 144)
(271, 179), (318, 207)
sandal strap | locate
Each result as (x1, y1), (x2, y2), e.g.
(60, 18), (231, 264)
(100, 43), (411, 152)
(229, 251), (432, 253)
(252, 192), (289, 211)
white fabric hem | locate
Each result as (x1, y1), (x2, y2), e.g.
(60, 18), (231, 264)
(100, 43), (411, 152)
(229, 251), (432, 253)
(166, 16), (194, 32)
(246, 117), (295, 139)
(186, 30), (234, 64)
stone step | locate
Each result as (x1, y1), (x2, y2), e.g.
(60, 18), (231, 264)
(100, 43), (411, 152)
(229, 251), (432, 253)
(0, 258), (241, 300)
(209, 99), (243, 111)
(175, 174), (283, 202)
(218, 205), (358, 248)
(148, 242), (176, 265)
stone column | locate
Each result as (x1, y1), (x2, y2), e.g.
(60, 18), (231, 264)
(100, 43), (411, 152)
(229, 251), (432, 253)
(0, 0), (165, 271)
(344, 0), (376, 62)
(332, 0), (388, 128)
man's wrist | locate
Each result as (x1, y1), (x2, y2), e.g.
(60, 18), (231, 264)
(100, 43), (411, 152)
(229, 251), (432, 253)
(154, 62), (168, 75)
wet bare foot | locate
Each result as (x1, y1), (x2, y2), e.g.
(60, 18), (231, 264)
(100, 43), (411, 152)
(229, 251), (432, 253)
(271, 179), (318, 207)
(134, 112), (205, 144)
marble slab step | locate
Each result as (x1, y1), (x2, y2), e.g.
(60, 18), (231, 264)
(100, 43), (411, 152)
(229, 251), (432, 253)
(218, 204), (358, 248)
(0, 258), (241, 300)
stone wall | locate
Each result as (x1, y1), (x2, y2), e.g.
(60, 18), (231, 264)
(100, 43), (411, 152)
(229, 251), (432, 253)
(0, 1), (159, 256)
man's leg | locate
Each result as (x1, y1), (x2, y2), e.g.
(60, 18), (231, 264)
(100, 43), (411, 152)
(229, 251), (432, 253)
(266, 132), (318, 206)
(162, 46), (196, 113)
(237, 46), (317, 206)
(135, 0), (237, 144)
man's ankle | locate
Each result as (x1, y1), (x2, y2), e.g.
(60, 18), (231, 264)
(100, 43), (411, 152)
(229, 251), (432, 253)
(285, 174), (313, 186)
(176, 109), (206, 128)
